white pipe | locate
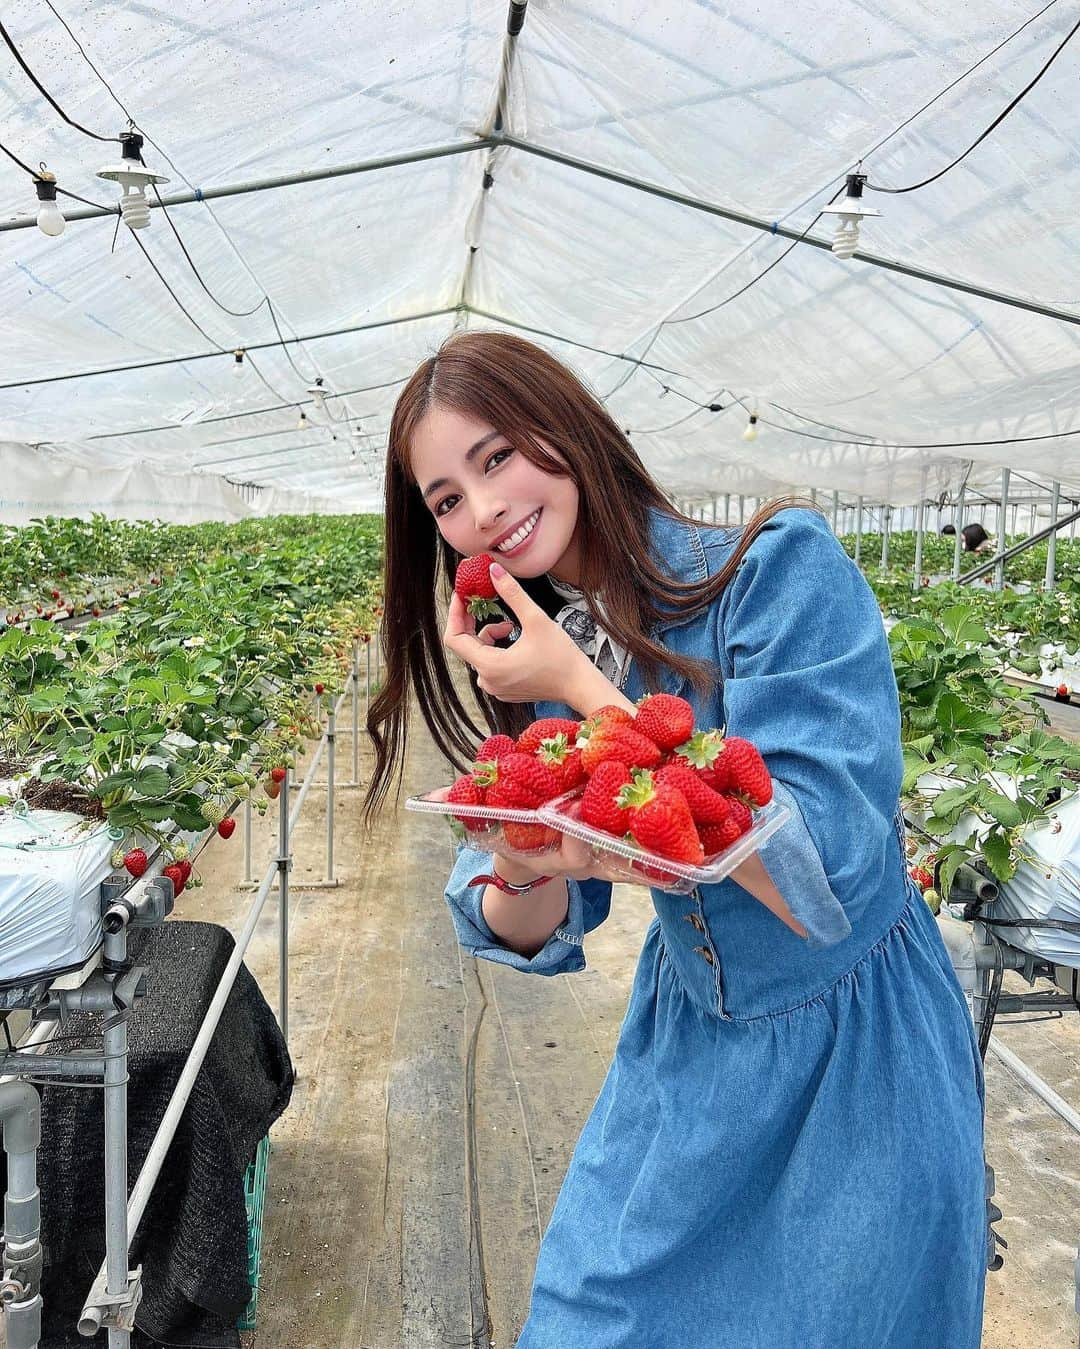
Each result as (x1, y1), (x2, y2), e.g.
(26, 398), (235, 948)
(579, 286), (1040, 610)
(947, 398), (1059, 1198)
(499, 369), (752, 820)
(988, 1036), (1080, 1137)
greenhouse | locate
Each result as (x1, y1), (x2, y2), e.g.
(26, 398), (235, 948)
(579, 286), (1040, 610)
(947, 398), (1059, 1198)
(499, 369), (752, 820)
(1, 2), (1078, 1347)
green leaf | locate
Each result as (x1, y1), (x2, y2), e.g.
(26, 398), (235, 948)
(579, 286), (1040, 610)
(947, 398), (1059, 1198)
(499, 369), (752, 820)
(930, 785), (978, 819)
(979, 790), (1023, 828)
(133, 766), (171, 799)
(981, 830), (1016, 883)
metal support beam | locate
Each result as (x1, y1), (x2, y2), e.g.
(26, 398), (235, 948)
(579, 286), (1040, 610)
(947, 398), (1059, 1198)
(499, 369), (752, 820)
(995, 468), (1010, 592)
(1045, 481), (1060, 591)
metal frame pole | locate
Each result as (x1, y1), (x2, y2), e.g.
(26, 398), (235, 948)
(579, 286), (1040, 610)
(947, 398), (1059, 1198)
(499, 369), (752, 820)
(242, 797), (253, 884)
(365, 637), (372, 705)
(995, 468), (1010, 592)
(278, 769), (290, 1044)
(881, 505), (891, 568)
(854, 495), (863, 565)
(350, 639), (360, 786)
(102, 926), (132, 1349)
(831, 490), (839, 534)
(723, 493), (730, 524)
(738, 495), (745, 524)
(1045, 481), (1060, 591)
(710, 498), (717, 523)
(953, 482), (965, 581)
(913, 466), (927, 591)
(325, 711), (336, 884)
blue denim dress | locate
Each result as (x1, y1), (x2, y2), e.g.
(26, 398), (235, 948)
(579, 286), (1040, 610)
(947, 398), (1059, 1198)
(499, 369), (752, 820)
(445, 508), (987, 1348)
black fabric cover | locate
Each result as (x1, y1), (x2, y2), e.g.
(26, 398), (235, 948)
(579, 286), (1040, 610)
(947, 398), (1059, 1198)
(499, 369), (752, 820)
(18, 920), (292, 1347)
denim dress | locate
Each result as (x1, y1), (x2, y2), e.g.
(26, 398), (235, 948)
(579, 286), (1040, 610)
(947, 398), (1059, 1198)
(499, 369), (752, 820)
(445, 508), (987, 1348)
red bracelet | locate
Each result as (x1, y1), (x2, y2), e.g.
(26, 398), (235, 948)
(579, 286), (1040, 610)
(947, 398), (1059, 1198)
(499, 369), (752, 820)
(469, 870), (554, 896)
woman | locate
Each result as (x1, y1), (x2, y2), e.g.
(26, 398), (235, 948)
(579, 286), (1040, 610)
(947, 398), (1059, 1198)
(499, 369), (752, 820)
(366, 331), (987, 1348)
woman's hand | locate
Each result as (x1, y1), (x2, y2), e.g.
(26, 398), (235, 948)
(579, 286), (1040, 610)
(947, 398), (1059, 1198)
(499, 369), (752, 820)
(443, 562), (634, 716)
(495, 831), (644, 888)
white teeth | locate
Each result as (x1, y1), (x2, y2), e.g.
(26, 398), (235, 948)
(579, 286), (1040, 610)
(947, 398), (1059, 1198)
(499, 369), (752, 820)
(496, 510), (540, 552)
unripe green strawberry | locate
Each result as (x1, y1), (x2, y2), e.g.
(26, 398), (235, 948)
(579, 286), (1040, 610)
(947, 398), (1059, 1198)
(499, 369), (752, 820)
(225, 771), (246, 787)
(111, 848), (125, 870)
(172, 841), (190, 861)
(200, 800), (226, 825)
(634, 694), (694, 751)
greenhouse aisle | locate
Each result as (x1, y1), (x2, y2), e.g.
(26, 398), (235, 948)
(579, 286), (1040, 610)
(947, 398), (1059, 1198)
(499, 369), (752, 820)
(177, 714), (1080, 1349)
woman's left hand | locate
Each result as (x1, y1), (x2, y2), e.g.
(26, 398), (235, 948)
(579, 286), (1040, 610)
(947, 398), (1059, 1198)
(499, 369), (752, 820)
(443, 563), (629, 714)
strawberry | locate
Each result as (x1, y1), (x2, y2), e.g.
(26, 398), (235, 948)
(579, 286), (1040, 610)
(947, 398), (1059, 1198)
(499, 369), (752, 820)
(617, 770), (704, 864)
(909, 866), (934, 892)
(163, 863), (186, 896)
(1055, 683), (1070, 700)
(177, 858), (193, 883)
(314, 682), (325, 695)
(484, 752), (561, 808)
(111, 848), (125, 870)
(447, 773), (489, 827)
(634, 693), (694, 751)
(51, 589), (60, 601)
(718, 737), (772, 806)
(535, 734), (586, 793)
(266, 779), (281, 800)
(123, 848), (148, 878)
(721, 795), (754, 838)
(270, 767), (287, 784)
(502, 820), (559, 853)
(200, 800), (226, 826)
(655, 763), (731, 824)
(516, 717), (580, 755)
(454, 553), (502, 620)
(580, 722), (662, 776)
(473, 733), (516, 764)
(580, 761), (633, 834)
(217, 817), (237, 839)
(672, 729), (728, 790)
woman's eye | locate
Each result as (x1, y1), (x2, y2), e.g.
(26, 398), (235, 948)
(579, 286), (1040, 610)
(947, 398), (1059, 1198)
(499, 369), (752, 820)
(435, 494), (460, 517)
(486, 447), (513, 470)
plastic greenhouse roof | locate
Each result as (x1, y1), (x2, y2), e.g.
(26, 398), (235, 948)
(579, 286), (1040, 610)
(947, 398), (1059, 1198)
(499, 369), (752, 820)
(1, 0), (1079, 517)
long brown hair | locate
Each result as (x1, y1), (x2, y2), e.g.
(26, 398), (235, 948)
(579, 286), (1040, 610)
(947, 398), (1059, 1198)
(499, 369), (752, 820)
(364, 330), (808, 816)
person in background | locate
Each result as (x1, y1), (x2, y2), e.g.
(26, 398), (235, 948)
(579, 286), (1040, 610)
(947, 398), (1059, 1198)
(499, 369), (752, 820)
(941, 522), (993, 553)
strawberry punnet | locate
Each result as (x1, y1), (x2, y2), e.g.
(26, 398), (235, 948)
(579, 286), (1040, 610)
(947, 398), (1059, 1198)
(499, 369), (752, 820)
(617, 769), (704, 865)
(635, 693), (695, 751)
(580, 760), (633, 834)
(655, 763), (731, 824)
(454, 553), (502, 620)
(580, 722), (662, 776)
(516, 717), (581, 755)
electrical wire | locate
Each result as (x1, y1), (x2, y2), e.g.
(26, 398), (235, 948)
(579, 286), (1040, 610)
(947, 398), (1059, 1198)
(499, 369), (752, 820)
(869, 10), (1080, 193)
(628, 406), (710, 436)
(0, 16), (119, 142)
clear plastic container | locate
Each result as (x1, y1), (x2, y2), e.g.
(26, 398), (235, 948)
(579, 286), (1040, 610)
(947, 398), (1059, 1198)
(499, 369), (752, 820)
(404, 790), (560, 856)
(536, 791), (791, 894)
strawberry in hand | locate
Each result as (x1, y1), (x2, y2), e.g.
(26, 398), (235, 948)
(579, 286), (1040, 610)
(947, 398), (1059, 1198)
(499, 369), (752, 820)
(454, 554), (503, 621)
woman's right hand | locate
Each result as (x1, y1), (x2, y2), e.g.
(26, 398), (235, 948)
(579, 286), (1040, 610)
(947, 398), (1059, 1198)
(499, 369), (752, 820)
(495, 832), (638, 887)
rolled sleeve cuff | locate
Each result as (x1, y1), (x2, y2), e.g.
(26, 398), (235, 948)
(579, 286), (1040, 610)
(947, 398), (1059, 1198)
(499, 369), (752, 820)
(444, 845), (587, 976)
(755, 781), (852, 949)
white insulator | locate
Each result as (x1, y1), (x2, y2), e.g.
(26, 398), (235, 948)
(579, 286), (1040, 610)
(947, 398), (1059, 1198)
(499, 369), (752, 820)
(120, 186), (151, 230)
(831, 219), (860, 260)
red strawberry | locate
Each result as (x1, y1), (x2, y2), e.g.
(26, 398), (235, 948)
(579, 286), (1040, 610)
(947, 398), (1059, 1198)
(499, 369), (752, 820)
(454, 553), (502, 620)
(721, 795), (754, 838)
(718, 738), (772, 806)
(266, 779), (281, 800)
(51, 589), (60, 600)
(634, 693), (694, 751)
(672, 729), (728, 790)
(447, 773), (489, 827)
(123, 848), (148, 878)
(270, 766), (287, 784)
(177, 858), (193, 883)
(587, 704), (634, 728)
(474, 733), (516, 764)
(535, 734), (586, 793)
(909, 866), (934, 892)
(617, 770), (704, 864)
(163, 863), (186, 896)
(217, 817), (236, 839)
(580, 761), (633, 834)
(314, 682), (325, 695)
(502, 820), (559, 853)
(1055, 683), (1070, 700)
(485, 752), (561, 808)
(655, 764), (731, 824)
(516, 717), (580, 755)
(580, 723), (662, 776)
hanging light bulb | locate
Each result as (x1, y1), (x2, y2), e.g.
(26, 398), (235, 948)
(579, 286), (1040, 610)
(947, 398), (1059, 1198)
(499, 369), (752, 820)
(232, 349), (246, 379)
(742, 413), (759, 443)
(297, 408), (309, 431)
(820, 173), (880, 260)
(33, 169), (65, 238)
(306, 377), (327, 420)
(96, 130), (168, 230)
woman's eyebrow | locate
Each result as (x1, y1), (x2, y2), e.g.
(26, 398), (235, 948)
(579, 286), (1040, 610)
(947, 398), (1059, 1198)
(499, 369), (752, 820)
(421, 431), (504, 500)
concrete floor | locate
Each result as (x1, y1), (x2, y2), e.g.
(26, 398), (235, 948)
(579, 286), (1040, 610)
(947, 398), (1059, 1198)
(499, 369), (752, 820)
(176, 699), (1080, 1349)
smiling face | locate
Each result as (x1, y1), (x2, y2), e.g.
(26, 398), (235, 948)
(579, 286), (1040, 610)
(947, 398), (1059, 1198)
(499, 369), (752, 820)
(409, 404), (583, 584)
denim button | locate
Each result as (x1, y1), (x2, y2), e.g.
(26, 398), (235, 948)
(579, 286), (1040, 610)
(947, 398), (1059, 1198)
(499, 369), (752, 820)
(684, 912), (706, 933)
(694, 945), (715, 965)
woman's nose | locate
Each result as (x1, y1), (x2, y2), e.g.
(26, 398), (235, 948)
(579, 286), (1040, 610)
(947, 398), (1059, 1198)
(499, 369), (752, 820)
(475, 497), (510, 535)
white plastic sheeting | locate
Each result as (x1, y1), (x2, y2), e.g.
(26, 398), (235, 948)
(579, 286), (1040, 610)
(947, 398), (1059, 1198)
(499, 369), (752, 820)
(0, 1), (1078, 514)
(0, 806), (112, 984)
